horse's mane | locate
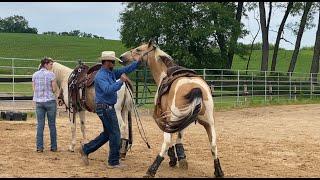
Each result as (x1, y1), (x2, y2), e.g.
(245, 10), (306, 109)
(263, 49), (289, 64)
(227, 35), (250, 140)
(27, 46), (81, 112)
(154, 48), (176, 68)
(52, 62), (73, 88)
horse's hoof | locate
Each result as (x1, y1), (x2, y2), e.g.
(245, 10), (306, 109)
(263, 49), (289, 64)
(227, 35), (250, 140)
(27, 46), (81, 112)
(169, 160), (177, 167)
(179, 159), (188, 169)
(68, 145), (75, 152)
(120, 153), (126, 160)
(143, 173), (154, 178)
(214, 170), (224, 178)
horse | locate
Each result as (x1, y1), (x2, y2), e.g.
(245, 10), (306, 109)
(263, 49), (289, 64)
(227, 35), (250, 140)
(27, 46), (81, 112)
(50, 61), (134, 159)
(119, 40), (224, 178)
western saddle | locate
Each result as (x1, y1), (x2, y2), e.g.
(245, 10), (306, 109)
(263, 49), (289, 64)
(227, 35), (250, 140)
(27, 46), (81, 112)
(66, 62), (102, 115)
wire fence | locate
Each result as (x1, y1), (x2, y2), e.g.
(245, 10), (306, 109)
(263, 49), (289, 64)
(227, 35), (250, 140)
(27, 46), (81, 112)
(1, 57), (320, 111)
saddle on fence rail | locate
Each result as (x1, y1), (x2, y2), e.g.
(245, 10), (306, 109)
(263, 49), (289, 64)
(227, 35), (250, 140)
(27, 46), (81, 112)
(153, 65), (199, 133)
(67, 63), (102, 114)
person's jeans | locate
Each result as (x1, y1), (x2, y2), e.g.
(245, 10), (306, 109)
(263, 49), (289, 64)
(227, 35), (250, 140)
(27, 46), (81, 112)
(82, 105), (121, 166)
(35, 100), (57, 150)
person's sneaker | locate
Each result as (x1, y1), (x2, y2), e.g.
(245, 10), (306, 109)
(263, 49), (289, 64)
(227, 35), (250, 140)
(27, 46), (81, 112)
(78, 144), (89, 166)
(106, 163), (127, 169)
(36, 149), (43, 153)
(50, 149), (57, 152)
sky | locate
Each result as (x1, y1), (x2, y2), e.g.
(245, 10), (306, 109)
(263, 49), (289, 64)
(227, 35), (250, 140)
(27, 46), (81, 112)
(0, 2), (318, 50)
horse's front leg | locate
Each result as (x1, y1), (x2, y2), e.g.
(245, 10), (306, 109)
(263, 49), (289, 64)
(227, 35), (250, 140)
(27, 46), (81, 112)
(144, 132), (172, 178)
(68, 113), (76, 152)
(120, 108), (130, 160)
(79, 110), (87, 144)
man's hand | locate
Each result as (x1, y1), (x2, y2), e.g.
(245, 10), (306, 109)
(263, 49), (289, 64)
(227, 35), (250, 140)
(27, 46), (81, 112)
(120, 74), (128, 82)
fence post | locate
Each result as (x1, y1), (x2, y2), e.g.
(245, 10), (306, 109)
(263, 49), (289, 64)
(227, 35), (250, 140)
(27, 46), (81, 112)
(264, 71), (267, 103)
(203, 69), (206, 80)
(278, 72), (280, 102)
(289, 72), (292, 100)
(252, 72), (254, 99)
(310, 73), (313, 99)
(12, 58), (15, 105)
(237, 70), (240, 105)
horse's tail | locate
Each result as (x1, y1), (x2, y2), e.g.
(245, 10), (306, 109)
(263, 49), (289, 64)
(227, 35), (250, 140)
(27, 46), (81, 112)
(184, 87), (202, 116)
(163, 88), (202, 133)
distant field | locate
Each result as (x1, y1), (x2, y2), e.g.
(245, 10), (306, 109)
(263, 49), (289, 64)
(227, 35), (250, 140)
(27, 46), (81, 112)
(0, 33), (316, 75)
(0, 33), (128, 75)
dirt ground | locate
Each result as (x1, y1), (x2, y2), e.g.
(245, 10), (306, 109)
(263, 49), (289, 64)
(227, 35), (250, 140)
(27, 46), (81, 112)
(0, 103), (320, 178)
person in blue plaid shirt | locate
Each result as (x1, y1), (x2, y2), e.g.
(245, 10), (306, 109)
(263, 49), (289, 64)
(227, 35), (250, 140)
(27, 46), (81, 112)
(32, 57), (58, 153)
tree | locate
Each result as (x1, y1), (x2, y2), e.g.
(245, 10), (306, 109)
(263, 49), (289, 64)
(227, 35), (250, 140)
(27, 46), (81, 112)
(310, 5), (320, 81)
(119, 2), (247, 69)
(227, 2), (244, 69)
(0, 15), (37, 34)
(288, 2), (313, 74)
(259, 2), (271, 71)
(271, 2), (293, 72)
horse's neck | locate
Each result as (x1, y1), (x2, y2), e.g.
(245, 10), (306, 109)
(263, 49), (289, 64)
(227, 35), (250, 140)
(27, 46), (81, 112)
(148, 58), (167, 86)
(53, 63), (72, 89)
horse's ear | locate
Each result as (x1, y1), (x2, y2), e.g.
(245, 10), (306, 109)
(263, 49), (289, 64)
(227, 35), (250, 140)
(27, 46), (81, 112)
(148, 38), (155, 48)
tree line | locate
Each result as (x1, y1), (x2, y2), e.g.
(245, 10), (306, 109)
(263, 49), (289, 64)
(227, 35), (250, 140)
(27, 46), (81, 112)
(0, 15), (104, 39)
(119, 2), (320, 78)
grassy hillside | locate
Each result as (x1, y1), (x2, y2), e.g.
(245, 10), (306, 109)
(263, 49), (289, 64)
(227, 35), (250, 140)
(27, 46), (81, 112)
(232, 49), (313, 74)
(0, 33), (128, 75)
(0, 33), (315, 75)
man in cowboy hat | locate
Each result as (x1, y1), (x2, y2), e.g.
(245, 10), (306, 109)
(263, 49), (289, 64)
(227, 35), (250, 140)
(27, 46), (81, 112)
(79, 51), (141, 169)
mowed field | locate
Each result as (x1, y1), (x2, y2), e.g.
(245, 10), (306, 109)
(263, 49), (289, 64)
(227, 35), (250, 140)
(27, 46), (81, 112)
(0, 102), (319, 177)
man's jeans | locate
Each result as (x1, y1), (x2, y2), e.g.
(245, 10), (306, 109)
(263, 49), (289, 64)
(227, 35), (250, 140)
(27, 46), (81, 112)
(83, 105), (121, 166)
(35, 100), (57, 150)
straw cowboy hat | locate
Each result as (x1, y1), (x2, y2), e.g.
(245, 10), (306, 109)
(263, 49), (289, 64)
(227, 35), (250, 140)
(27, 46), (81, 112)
(99, 51), (122, 62)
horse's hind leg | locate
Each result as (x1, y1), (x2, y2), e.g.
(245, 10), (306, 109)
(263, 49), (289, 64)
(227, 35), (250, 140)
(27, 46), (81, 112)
(202, 120), (224, 177)
(144, 132), (172, 178)
(175, 130), (188, 169)
(79, 111), (88, 144)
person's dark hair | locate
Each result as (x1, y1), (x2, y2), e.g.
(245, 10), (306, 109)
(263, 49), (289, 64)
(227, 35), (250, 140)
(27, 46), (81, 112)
(39, 57), (54, 70)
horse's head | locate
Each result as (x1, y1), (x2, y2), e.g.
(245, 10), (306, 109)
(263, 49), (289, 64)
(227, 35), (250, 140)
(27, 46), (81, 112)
(120, 39), (154, 65)
(120, 39), (175, 68)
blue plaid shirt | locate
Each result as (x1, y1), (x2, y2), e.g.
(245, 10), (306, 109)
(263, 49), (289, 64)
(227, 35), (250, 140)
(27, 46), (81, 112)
(95, 60), (140, 105)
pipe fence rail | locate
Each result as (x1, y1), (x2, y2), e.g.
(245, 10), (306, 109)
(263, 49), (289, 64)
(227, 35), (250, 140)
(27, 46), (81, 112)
(1, 57), (320, 111)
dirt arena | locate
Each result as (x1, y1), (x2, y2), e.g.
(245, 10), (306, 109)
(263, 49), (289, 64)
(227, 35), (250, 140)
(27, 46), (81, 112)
(0, 103), (320, 177)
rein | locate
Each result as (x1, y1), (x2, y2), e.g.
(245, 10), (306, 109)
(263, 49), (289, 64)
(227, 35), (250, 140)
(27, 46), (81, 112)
(125, 81), (151, 149)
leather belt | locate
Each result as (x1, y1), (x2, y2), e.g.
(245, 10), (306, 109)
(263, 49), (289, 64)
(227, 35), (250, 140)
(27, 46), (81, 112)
(96, 103), (113, 109)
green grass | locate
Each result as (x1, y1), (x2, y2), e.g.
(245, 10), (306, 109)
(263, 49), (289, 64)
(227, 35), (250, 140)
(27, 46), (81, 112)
(232, 49), (313, 74)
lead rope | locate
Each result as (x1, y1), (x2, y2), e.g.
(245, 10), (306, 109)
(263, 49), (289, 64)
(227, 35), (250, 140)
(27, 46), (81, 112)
(125, 81), (151, 149)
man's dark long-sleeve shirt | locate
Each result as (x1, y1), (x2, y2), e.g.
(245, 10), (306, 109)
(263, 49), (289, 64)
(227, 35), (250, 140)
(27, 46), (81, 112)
(94, 60), (140, 105)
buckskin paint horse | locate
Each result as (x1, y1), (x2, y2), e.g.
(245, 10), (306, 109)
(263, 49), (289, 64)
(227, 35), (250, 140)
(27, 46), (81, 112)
(119, 40), (224, 178)
(50, 61), (134, 159)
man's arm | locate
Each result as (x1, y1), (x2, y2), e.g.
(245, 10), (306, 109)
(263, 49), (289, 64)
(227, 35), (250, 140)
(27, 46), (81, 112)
(98, 76), (124, 95)
(114, 60), (141, 79)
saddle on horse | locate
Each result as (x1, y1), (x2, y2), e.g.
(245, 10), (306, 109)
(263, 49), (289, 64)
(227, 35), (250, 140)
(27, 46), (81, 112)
(153, 65), (200, 133)
(67, 62), (102, 114)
